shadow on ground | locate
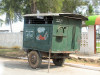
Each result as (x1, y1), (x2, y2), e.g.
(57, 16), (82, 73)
(3, 60), (62, 71)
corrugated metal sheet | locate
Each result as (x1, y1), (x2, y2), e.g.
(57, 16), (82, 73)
(23, 13), (60, 17)
(23, 13), (88, 21)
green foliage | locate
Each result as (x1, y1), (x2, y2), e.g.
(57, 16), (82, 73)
(22, 0), (39, 14)
(22, 0), (87, 14)
(92, 0), (99, 6)
(0, 0), (23, 24)
(62, 0), (87, 13)
(0, 0), (89, 32)
(36, 0), (49, 13)
(46, 0), (64, 13)
(96, 42), (100, 53)
(88, 4), (93, 15)
(23, 0), (64, 13)
(0, 0), (23, 32)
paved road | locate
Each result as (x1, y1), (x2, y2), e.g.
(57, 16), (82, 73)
(0, 57), (100, 75)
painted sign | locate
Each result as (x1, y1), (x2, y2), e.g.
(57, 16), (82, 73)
(36, 27), (48, 40)
(25, 31), (34, 39)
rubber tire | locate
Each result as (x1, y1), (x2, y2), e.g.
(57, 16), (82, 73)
(28, 51), (42, 69)
(53, 58), (65, 66)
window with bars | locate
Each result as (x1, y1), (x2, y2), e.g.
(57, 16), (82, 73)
(25, 16), (53, 24)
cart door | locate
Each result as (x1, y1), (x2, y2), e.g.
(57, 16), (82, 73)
(35, 24), (52, 51)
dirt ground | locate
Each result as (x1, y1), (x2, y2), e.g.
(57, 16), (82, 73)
(0, 57), (100, 75)
(0, 49), (100, 68)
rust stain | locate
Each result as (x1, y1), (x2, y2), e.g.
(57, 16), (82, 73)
(52, 51), (79, 53)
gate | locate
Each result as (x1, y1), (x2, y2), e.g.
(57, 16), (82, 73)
(96, 25), (100, 53)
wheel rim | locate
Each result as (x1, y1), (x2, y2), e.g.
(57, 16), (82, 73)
(57, 59), (61, 63)
(28, 51), (42, 68)
(31, 55), (37, 64)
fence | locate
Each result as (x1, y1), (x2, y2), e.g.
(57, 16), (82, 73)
(80, 26), (95, 55)
(0, 28), (94, 54)
(80, 32), (88, 54)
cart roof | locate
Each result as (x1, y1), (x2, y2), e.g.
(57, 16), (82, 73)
(24, 13), (88, 21)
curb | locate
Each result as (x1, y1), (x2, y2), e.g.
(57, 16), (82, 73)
(65, 63), (100, 71)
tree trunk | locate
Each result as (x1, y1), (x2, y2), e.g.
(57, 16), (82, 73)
(10, 21), (12, 32)
(31, 0), (37, 13)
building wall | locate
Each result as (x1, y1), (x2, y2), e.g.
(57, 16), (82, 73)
(0, 32), (23, 49)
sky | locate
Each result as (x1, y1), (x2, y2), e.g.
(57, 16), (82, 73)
(0, 14), (24, 32)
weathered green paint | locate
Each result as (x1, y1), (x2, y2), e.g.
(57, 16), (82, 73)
(23, 15), (82, 53)
(23, 24), (52, 52)
(51, 17), (82, 53)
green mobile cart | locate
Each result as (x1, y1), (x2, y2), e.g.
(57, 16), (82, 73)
(23, 13), (87, 68)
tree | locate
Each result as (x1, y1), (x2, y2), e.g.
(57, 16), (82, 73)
(23, 0), (64, 13)
(0, 0), (23, 32)
(0, 0), (89, 32)
(36, 0), (49, 13)
(46, 0), (64, 13)
(22, 0), (38, 14)
(88, 4), (93, 15)
(62, 0), (87, 13)
(92, 0), (99, 6)
(0, 19), (4, 26)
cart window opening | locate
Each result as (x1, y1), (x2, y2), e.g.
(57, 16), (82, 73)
(25, 16), (53, 24)
(56, 36), (63, 42)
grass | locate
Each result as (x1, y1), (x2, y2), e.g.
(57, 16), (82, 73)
(96, 42), (100, 47)
(96, 48), (100, 53)
(96, 42), (100, 53)
(0, 49), (27, 58)
(66, 58), (100, 67)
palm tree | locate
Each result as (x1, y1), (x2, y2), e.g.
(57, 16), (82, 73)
(0, 0), (23, 32)
(0, 19), (4, 26)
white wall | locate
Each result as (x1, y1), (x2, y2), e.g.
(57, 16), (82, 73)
(0, 32), (23, 49)
(88, 25), (95, 54)
(0, 28), (95, 55)
(80, 26), (95, 55)
(80, 32), (89, 54)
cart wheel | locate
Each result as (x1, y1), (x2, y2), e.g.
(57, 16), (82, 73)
(28, 51), (42, 69)
(53, 58), (65, 66)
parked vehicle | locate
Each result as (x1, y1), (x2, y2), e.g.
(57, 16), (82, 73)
(23, 13), (87, 68)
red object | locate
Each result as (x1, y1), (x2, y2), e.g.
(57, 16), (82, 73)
(39, 35), (45, 40)
(95, 15), (100, 25)
(94, 25), (96, 54)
